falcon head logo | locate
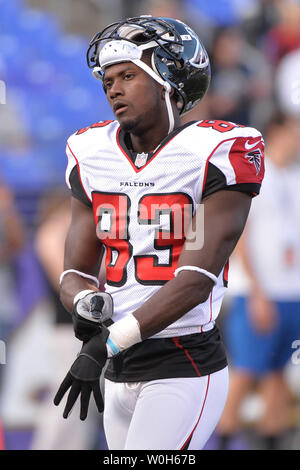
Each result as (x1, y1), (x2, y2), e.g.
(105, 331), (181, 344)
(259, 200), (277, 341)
(245, 148), (262, 175)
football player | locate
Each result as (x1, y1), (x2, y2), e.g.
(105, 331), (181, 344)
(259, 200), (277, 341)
(54, 16), (265, 450)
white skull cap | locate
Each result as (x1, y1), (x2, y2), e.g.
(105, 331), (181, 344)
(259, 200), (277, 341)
(97, 39), (169, 89)
(99, 39), (143, 69)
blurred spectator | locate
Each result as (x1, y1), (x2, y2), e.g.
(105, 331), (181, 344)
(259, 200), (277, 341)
(30, 188), (104, 449)
(242, 0), (280, 47)
(27, 0), (103, 36)
(0, 95), (30, 151)
(262, 0), (300, 67)
(217, 111), (300, 450)
(0, 181), (24, 449)
(206, 26), (272, 128)
(275, 47), (300, 118)
(0, 182), (24, 342)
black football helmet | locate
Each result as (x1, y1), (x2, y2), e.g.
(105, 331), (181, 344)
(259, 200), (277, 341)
(87, 15), (211, 115)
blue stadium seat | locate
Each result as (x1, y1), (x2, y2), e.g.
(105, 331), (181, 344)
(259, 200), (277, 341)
(0, 0), (25, 31)
(0, 3), (114, 192)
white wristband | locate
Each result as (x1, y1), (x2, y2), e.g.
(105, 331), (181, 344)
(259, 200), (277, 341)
(107, 314), (142, 358)
(174, 265), (218, 285)
(59, 269), (100, 288)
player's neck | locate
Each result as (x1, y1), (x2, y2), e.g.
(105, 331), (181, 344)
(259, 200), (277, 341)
(130, 116), (182, 154)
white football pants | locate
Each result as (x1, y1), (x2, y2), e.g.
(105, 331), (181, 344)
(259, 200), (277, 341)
(103, 366), (229, 450)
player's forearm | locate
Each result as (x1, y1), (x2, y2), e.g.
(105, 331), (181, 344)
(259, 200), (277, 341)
(132, 271), (214, 339)
(60, 199), (105, 312)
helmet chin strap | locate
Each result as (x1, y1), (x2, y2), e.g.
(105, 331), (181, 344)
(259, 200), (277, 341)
(163, 83), (175, 134)
(131, 58), (175, 134)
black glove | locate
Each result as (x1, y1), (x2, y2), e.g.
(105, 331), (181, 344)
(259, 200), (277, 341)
(53, 325), (109, 420)
(72, 292), (113, 342)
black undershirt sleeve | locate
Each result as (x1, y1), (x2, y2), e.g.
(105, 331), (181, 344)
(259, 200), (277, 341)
(202, 162), (261, 200)
(69, 165), (92, 208)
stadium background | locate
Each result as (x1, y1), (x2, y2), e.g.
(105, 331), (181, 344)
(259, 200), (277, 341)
(0, 0), (300, 450)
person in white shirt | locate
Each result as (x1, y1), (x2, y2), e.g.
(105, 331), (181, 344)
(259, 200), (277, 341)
(218, 110), (300, 450)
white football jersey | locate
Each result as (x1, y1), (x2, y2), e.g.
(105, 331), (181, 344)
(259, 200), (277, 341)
(65, 119), (264, 338)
